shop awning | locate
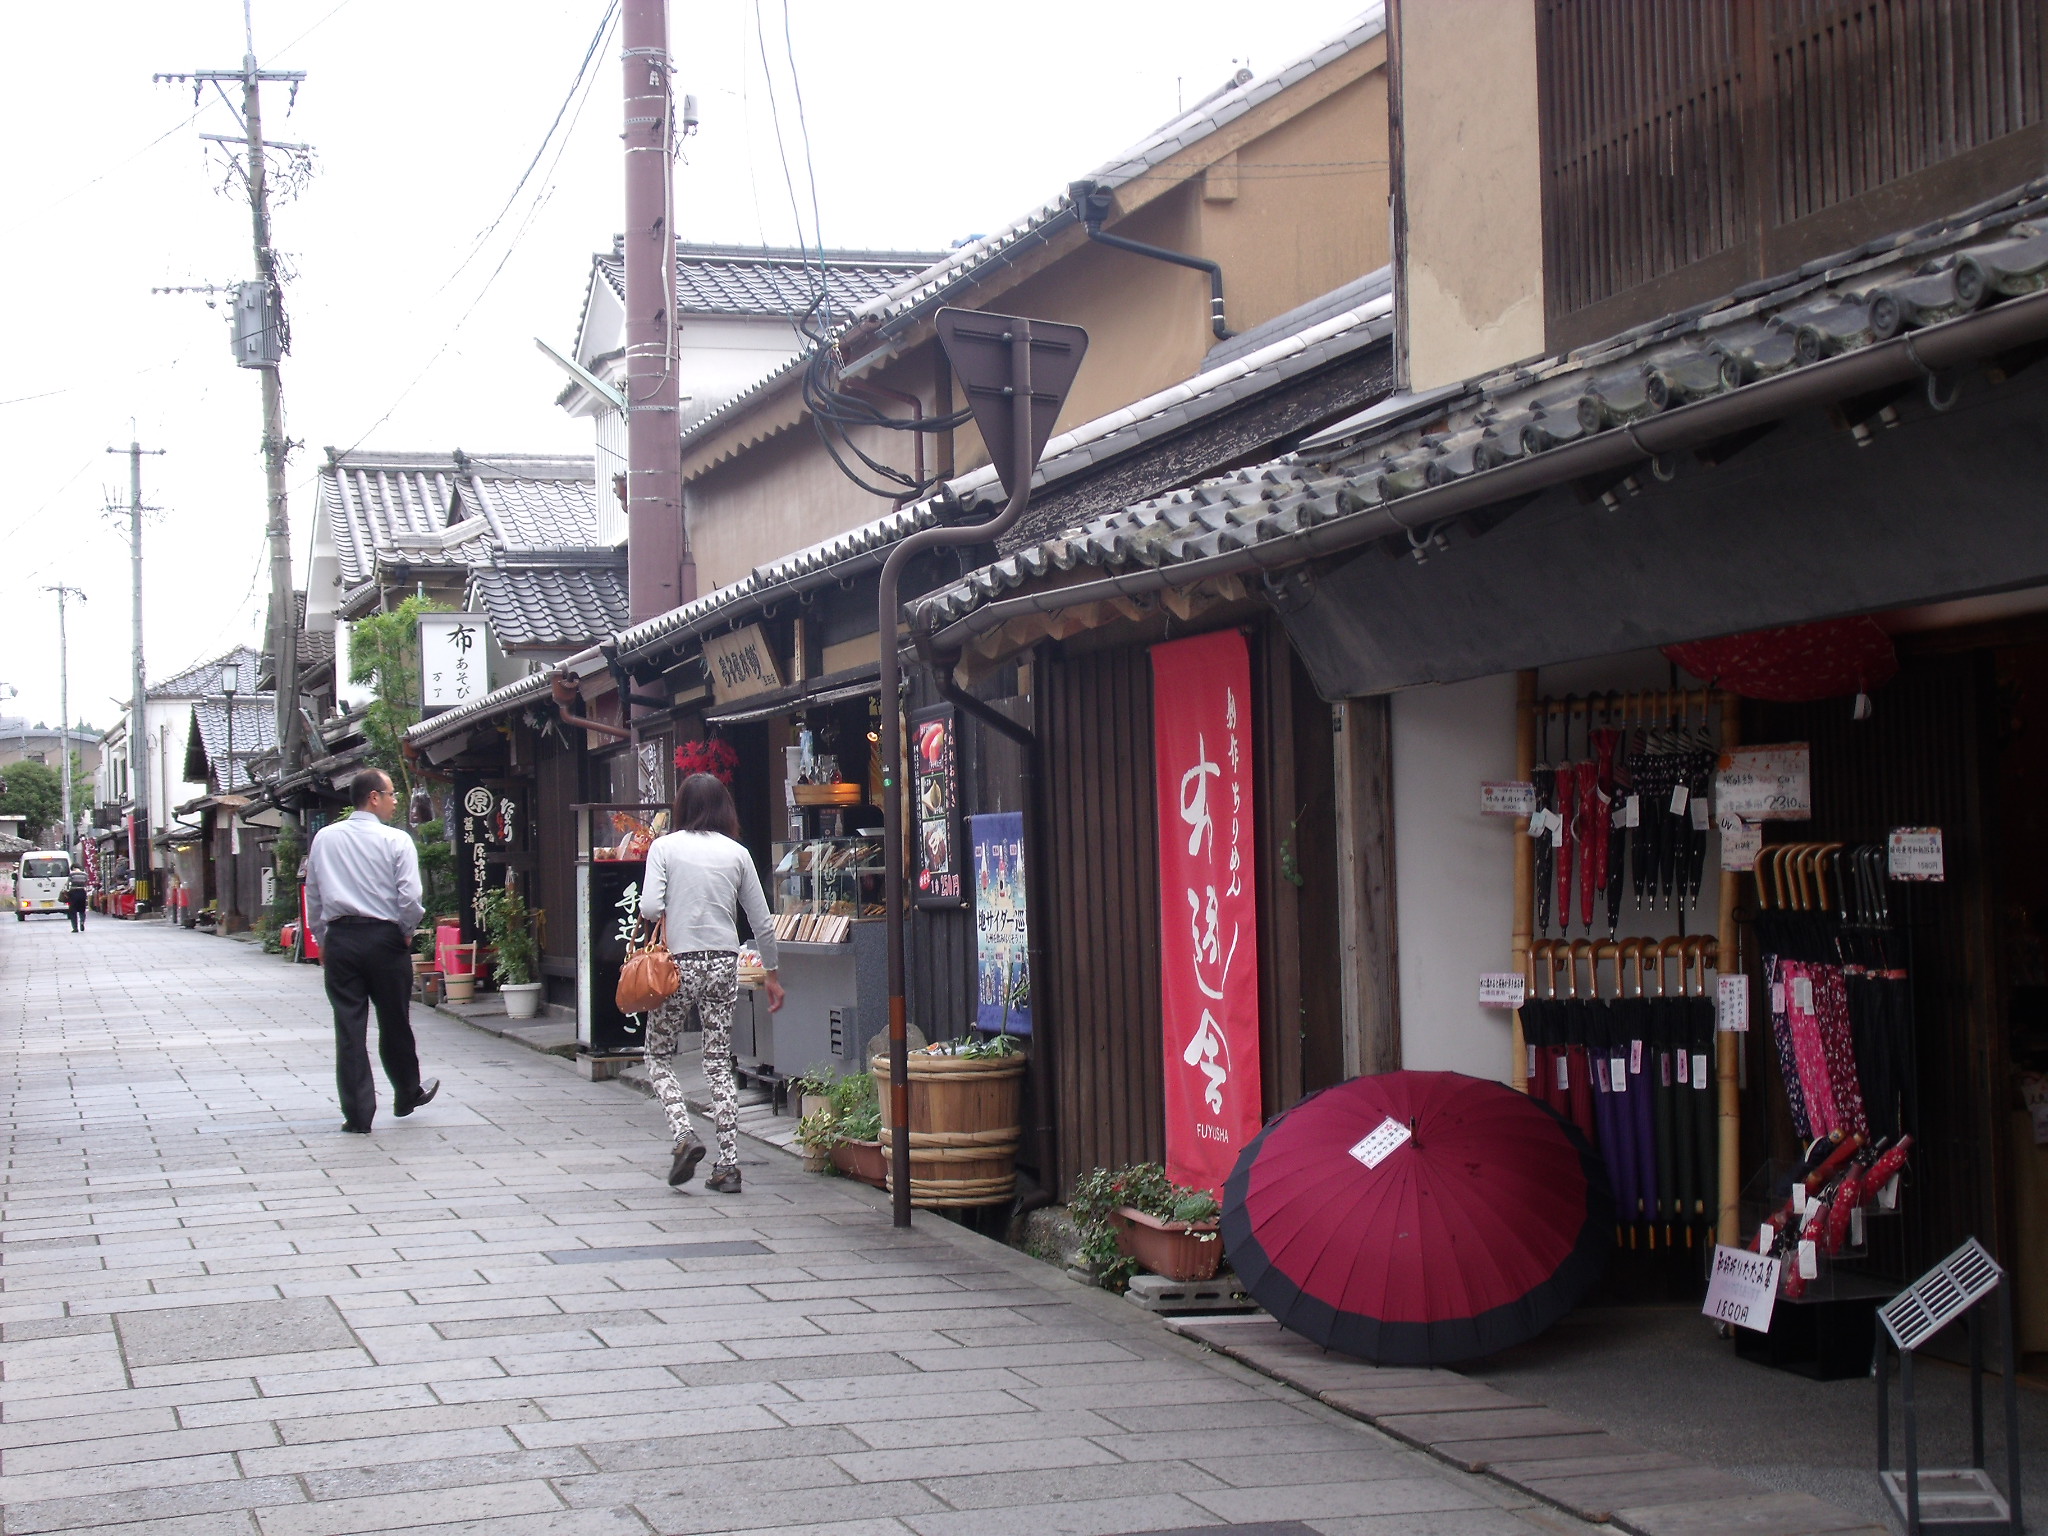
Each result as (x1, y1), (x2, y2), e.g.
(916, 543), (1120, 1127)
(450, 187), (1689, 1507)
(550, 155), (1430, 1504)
(703, 665), (881, 726)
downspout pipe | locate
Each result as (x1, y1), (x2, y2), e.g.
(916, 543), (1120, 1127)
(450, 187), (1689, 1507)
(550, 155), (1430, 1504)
(913, 629), (1059, 1197)
(552, 671), (630, 741)
(923, 282), (2048, 654)
(1070, 180), (1232, 341)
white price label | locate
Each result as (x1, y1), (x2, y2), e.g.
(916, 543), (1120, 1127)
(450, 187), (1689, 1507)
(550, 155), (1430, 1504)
(1675, 1050), (1689, 1085)
(1716, 744), (1812, 822)
(1878, 1173), (1900, 1211)
(1630, 1039), (1643, 1074)
(1757, 1222), (1775, 1253)
(1704, 1244), (1781, 1332)
(1717, 974), (1750, 1033)
(1792, 1183), (1807, 1215)
(1670, 785), (1690, 816)
(1555, 1056), (1569, 1092)
(1792, 975), (1814, 1013)
(1621, 794), (1641, 829)
(1479, 972), (1528, 1009)
(1690, 796), (1711, 832)
(1482, 781), (1538, 817)
(1720, 815), (1762, 872)
(1850, 1206), (1865, 1247)
(1798, 1239), (1819, 1280)
(1770, 983), (1786, 1014)
(1888, 827), (1945, 882)
(1348, 1116), (1413, 1171)
(1693, 1052), (1710, 1089)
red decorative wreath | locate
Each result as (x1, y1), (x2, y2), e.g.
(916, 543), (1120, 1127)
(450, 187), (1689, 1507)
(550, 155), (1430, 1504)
(674, 738), (739, 785)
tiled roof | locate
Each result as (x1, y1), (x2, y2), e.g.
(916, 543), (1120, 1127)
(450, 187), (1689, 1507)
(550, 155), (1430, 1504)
(469, 562), (630, 649)
(154, 645), (265, 699)
(319, 450), (601, 591)
(676, 9), (1389, 453)
(594, 241), (944, 321)
(189, 697), (279, 793)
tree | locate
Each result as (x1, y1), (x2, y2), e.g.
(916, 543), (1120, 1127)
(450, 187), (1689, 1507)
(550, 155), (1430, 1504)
(347, 594), (452, 797)
(0, 760), (63, 843)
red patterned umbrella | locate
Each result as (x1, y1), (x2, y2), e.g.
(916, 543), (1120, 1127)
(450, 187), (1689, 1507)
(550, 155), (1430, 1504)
(1222, 1071), (1611, 1364)
(1662, 617), (1897, 703)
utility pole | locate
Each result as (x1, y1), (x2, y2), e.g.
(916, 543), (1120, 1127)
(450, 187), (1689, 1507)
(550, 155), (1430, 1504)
(43, 586), (86, 855)
(155, 9), (307, 777)
(621, 0), (692, 623)
(108, 438), (165, 904)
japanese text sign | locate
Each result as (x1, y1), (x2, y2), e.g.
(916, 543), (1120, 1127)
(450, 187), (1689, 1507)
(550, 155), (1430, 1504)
(1151, 630), (1262, 1196)
(419, 613), (492, 713)
(701, 624), (783, 703)
(970, 811), (1031, 1037)
(1702, 1243), (1780, 1332)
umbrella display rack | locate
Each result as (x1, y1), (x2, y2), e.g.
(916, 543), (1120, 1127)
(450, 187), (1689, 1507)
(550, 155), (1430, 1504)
(1874, 1238), (2022, 1535)
(1513, 684), (1745, 1245)
(1734, 1155), (1898, 1380)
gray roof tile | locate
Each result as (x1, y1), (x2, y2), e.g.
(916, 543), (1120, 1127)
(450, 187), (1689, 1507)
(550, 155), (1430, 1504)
(469, 565), (630, 650)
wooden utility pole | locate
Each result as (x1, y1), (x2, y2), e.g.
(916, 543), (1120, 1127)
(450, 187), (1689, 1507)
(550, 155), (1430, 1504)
(155, 11), (308, 776)
(108, 439), (165, 900)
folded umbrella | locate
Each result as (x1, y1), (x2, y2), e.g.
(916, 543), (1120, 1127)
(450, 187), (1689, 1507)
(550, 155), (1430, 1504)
(1223, 1070), (1613, 1364)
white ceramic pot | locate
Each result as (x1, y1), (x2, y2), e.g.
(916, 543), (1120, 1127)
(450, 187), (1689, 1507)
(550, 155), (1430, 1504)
(501, 981), (544, 1020)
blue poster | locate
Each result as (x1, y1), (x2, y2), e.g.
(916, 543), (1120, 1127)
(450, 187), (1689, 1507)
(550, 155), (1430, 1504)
(970, 811), (1031, 1037)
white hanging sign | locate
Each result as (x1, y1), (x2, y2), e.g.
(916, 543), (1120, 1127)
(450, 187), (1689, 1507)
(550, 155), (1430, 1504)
(1719, 813), (1762, 872)
(1715, 744), (1812, 822)
(1703, 1244), (1781, 1332)
(1888, 827), (1945, 882)
(1478, 971), (1528, 1009)
(1716, 973), (1750, 1033)
(419, 613), (492, 713)
(1481, 781), (1537, 817)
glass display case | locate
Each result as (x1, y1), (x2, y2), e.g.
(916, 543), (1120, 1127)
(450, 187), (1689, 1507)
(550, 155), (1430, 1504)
(772, 835), (884, 939)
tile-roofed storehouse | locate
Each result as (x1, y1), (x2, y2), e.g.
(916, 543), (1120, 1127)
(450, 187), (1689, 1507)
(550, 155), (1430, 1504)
(182, 695), (280, 799)
(94, 644), (269, 861)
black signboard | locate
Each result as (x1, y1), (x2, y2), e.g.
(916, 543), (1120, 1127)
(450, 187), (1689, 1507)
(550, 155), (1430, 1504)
(909, 703), (967, 909)
(454, 779), (521, 943)
(584, 856), (648, 1053)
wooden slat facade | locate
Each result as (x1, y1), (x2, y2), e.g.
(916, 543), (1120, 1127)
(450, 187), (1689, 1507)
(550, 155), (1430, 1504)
(1538, 0), (2048, 349)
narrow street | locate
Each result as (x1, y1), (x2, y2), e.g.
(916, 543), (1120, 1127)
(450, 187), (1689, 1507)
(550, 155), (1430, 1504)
(0, 917), (1592, 1536)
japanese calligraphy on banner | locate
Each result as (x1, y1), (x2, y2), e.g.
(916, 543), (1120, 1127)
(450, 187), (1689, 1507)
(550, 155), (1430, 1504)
(1151, 630), (1263, 1195)
(419, 613), (491, 713)
(970, 812), (1031, 1037)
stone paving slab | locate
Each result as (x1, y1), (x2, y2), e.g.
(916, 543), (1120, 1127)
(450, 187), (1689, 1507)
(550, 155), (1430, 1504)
(1, 919), (1592, 1536)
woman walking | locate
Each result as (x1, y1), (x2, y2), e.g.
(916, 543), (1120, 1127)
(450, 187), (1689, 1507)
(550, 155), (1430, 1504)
(640, 773), (783, 1192)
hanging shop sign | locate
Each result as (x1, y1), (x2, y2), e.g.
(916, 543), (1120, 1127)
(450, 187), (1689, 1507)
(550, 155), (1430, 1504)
(1702, 1244), (1780, 1332)
(454, 779), (519, 943)
(909, 705), (966, 908)
(1714, 743), (1811, 821)
(419, 613), (491, 714)
(1151, 630), (1263, 1195)
(969, 811), (1031, 1037)
(702, 624), (784, 704)
(1887, 827), (1945, 881)
(1480, 781), (1537, 817)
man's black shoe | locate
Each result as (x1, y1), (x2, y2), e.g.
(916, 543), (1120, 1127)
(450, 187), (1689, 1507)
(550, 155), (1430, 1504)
(341, 1123), (372, 1135)
(396, 1079), (440, 1116)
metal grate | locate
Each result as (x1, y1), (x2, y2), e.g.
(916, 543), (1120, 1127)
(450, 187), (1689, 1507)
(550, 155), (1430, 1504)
(828, 1006), (845, 1058)
(1877, 1237), (2003, 1351)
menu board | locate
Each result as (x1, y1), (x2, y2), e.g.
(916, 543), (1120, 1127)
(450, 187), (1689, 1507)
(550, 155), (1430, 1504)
(909, 704), (966, 909)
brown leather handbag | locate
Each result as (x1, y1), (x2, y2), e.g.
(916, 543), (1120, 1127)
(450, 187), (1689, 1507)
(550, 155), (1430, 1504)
(615, 917), (679, 1014)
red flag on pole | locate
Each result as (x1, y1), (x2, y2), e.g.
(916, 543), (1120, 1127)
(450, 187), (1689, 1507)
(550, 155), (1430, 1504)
(1152, 630), (1263, 1195)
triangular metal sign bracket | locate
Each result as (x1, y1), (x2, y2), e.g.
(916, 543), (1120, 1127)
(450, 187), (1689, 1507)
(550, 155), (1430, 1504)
(934, 308), (1088, 503)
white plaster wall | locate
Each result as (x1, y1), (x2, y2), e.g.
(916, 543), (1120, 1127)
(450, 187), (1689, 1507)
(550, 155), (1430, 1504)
(1392, 671), (1520, 1080)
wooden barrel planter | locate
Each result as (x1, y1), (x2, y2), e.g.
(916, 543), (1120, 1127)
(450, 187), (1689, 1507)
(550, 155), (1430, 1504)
(872, 1053), (1026, 1208)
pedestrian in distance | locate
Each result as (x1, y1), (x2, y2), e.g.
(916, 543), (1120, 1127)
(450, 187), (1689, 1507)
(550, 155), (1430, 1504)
(63, 869), (87, 932)
(304, 768), (439, 1134)
(640, 772), (783, 1193)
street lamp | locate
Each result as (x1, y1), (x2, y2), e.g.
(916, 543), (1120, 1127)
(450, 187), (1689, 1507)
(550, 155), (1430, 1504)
(221, 661), (243, 931)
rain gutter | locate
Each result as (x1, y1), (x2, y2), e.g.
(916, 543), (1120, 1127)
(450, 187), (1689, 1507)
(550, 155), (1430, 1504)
(921, 285), (2048, 653)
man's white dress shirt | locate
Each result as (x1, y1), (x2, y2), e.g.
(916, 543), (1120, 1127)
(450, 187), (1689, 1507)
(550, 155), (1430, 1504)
(304, 811), (424, 944)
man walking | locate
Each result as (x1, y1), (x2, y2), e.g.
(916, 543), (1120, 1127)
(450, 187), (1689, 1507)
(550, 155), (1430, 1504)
(305, 769), (439, 1133)
(64, 868), (88, 932)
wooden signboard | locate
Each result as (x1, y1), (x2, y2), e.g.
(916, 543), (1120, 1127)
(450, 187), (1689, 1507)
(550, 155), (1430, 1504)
(703, 624), (784, 704)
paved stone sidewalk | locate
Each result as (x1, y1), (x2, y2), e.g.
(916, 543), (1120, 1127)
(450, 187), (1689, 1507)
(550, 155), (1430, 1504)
(1, 917), (1595, 1536)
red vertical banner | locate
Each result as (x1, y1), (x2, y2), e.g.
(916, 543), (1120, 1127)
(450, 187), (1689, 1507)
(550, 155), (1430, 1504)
(1151, 629), (1262, 1195)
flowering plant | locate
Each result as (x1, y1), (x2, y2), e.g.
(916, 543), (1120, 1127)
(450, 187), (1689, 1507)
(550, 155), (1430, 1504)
(674, 738), (739, 785)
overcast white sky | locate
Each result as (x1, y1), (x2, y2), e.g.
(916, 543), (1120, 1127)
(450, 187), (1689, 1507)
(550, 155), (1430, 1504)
(0, 0), (1366, 733)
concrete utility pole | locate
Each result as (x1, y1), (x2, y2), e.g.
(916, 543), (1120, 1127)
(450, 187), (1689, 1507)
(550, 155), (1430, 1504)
(108, 438), (165, 901)
(155, 10), (307, 776)
(621, 0), (692, 623)
(43, 586), (86, 855)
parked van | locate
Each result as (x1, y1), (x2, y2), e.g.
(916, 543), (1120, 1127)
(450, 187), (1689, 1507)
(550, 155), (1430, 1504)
(14, 853), (73, 920)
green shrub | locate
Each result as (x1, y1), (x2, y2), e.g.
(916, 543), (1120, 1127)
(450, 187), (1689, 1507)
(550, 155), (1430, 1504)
(1068, 1163), (1220, 1293)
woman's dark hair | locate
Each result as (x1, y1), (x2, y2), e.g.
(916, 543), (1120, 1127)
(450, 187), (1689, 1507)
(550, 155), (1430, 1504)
(673, 772), (741, 839)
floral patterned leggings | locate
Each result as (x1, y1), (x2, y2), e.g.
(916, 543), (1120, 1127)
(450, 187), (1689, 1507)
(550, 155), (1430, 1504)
(645, 950), (740, 1170)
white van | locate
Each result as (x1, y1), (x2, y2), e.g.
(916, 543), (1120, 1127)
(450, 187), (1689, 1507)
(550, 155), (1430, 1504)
(14, 853), (73, 920)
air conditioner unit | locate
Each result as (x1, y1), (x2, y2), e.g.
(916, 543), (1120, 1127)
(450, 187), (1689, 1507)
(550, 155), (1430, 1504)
(231, 281), (284, 369)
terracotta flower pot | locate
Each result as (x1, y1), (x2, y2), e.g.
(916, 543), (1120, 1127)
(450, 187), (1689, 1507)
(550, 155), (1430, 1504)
(1111, 1206), (1224, 1282)
(829, 1139), (889, 1188)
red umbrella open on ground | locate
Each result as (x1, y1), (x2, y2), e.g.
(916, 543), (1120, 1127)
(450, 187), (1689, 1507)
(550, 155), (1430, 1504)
(1222, 1070), (1612, 1364)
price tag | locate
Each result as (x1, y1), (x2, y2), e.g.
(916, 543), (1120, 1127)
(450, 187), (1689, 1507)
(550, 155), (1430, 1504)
(1878, 1174), (1900, 1210)
(1670, 785), (1690, 816)
(1630, 1039), (1643, 1074)
(1690, 796), (1710, 832)
(1798, 1239), (1819, 1280)
(1792, 975), (1814, 1013)
(1757, 1222), (1775, 1253)
(1479, 972), (1528, 1009)
(1704, 1244), (1780, 1332)
(1720, 814), (1761, 872)
(1610, 1056), (1627, 1093)
(1348, 1116), (1413, 1170)
(1660, 1050), (1672, 1087)
(1526, 809), (1557, 840)
(1888, 827), (1945, 882)
(1555, 1055), (1569, 1092)
(1792, 1183), (1807, 1215)
(1481, 781), (1538, 817)
(1693, 1052), (1710, 1088)
(1621, 794), (1641, 829)
(1850, 1206), (1865, 1247)
(1717, 974), (1750, 1033)
(1675, 1050), (1689, 1085)
(1716, 744), (1812, 821)
(1770, 982), (1786, 1015)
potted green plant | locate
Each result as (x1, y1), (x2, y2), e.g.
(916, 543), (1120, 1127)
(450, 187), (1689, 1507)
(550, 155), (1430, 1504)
(792, 1110), (839, 1173)
(824, 1071), (887, 1187)
(478, 888), (543, 1019)
(1069, 1163), (1223, 1290)
(794, 1066), (838, 1122)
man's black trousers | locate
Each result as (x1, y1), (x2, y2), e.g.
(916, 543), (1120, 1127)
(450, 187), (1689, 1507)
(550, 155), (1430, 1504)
(322, 918), (422, 1129)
